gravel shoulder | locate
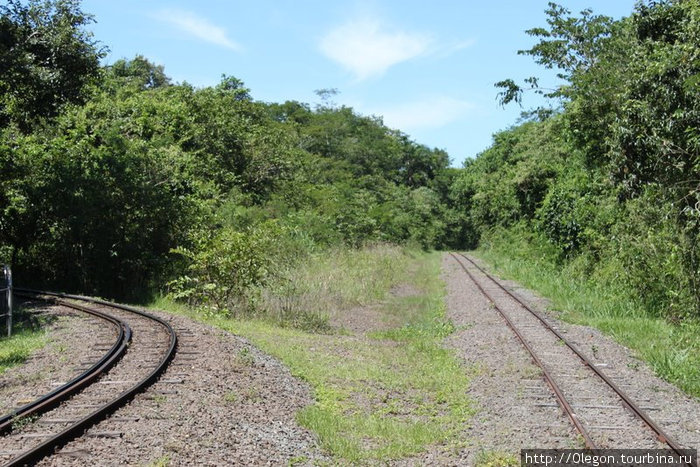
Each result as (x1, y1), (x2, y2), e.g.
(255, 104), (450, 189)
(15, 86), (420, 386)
(1, 301), (326, 466)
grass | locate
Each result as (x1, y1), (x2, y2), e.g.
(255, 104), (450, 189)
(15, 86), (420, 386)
(0, 319), (48, 375)
(256, 244), (418, 331)
(153, 245), (473, 463)
(474, 450), (519, 467)
(145, 455), (171, 467)
(475, 234), (700, 398)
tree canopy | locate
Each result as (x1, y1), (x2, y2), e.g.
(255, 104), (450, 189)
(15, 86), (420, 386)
(0, 0), (103, 131)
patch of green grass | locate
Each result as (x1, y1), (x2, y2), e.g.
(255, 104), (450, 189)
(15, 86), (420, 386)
(145, 455), (170, 467)
(474, 450), (519, 467)
(154, 246), (473, 463)
(0, 323), (48, 374)
(11, 413), (38, 431)
(475, 236), (700, 398)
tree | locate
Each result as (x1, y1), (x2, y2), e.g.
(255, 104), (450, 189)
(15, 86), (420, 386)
(109, 55), (170, 90)
(495, 2), (614, 106)
(0, 0), (104, 131)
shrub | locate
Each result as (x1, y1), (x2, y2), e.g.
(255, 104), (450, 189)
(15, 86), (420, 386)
(168, 226), (274, 314)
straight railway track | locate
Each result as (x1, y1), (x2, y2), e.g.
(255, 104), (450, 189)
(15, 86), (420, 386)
(0, 290), (177, 466)
(449, 252), (696, 466)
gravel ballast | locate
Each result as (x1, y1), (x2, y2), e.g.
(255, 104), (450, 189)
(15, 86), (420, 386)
(441, 253), (700, 462)
(39, 309), (326, 466)
(4, 255), (699, 465)
(0, 301), (115, 416)
(441, 254), (578, 463)
(0, 302), (325, 466)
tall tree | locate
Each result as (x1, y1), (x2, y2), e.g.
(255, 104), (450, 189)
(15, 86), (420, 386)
(0, 0), (104, 131)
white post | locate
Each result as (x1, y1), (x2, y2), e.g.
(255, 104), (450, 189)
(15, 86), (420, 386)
(6, 267), (11, 338)
(2, 266), (10, 337)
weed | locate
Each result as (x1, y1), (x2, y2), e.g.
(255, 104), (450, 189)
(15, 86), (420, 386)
(522, 365), (543, 379)
(11, 414), (38, 431)
(146, 455), (170, 467)
(475, 450), (519, 467)
(243, 386), (261, 402)
(236, 347), (255, 366)
(152, 394), (167, 407)
(288, 455), (309, 466)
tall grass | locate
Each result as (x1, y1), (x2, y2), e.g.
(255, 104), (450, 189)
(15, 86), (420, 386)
(256, 243), (414, 330)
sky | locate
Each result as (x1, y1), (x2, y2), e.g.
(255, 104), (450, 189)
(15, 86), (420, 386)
(81, 1), (636, 167)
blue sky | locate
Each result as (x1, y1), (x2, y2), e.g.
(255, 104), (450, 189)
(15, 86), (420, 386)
(82, 1), (636, 166)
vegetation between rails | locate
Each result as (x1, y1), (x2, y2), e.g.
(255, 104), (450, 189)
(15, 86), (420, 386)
(154, 245), (473, 463)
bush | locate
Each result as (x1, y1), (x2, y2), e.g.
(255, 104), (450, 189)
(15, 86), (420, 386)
(168, 226), (274, 314)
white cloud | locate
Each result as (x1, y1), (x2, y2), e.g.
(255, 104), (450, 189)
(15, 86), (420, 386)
(319, 18), (432, 80)
(156, 9), (242, 51)
(437, 39), (476, 58)
(371, 97), (473, 130)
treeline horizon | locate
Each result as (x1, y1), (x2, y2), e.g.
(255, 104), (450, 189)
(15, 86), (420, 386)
(2, 0), (699, 325)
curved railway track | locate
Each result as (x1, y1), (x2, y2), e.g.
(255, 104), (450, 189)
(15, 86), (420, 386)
(0, 290), (177, 467)
(449, 252), (695, 465)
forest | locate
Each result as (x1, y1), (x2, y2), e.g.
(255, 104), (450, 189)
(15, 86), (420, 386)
(1, 0), (699, 329)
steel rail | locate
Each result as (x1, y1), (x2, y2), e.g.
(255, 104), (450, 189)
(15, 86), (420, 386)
(0, 293), (130, 434)
(453, 252), (692, 465)
(449, 252), (597, 450)
(2, 289), (178, 467)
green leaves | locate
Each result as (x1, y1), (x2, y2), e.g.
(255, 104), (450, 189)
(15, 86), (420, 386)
(168, 226), (274, 314)
(0, 2), (457, 309)
(0, 0), (104, 131)
(469, 1), (700, 318)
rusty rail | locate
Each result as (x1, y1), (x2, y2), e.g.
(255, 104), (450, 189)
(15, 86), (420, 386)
(2, 289), (177, 467)
(451, 252), (693, 466)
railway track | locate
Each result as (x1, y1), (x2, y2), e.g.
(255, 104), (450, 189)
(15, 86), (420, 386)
(449, 252), (696, 465)
(0, 290), (177, 466)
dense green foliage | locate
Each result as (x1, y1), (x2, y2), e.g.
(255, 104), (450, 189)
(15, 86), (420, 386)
(463, 0), (700, 321)
(0, 1), (455, 309)
(3, 0), (699, 332)
(0, 0), (103, 131)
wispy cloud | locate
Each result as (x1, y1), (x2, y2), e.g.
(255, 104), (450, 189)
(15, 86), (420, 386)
(156, 9), (242, 51)
(371, 97), (473, 130)
(436, 39), (476, 58)
(319, 18), (432, 80)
